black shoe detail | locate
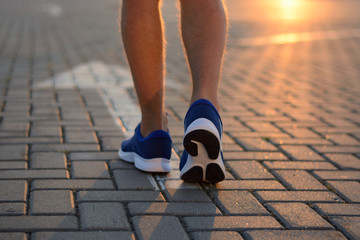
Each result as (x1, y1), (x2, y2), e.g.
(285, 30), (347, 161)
(181, 166), (203, 182)
(183, 130), (220, 159)
(206, 163), (225, 183)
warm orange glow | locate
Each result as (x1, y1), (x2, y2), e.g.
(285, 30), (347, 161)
(281, 0), (300, 9)
(280, 0), (301, 20)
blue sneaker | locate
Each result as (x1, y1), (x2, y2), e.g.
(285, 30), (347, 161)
(180, 99), (226, 182)
(118, 124), (172, 173)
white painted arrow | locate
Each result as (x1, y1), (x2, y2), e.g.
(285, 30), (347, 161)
(34, 61), (183, 136)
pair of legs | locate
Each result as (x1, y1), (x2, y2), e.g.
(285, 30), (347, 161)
(121, 0), (228, 137)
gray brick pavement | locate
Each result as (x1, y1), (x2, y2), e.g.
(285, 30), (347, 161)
(329, 217), (360, 240)
(32, 231), (134, 240)
(29, 190), (75, 215)
(184, 216), (283, 231)
(0, 0), (360, 238)
(212, 190), (269, 215)
(192, 231), (244, 240)
(266, 202), (333, 229)
(79, 202), (130, 230)
(133, 216), (188, 240)
(243, 230), (347, 240)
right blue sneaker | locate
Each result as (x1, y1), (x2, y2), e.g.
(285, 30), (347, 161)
(180, 99), (226, 183)
(118, 124), (172, 173)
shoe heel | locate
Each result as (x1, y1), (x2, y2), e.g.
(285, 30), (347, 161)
(183, 118), (221, 159)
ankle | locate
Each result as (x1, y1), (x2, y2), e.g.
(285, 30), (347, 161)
(190, 96), (219, 111)
(140, 114), (168, 137)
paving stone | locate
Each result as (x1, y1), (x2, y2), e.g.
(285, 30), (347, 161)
(329, 216), (360, 240)
(0, 137), (61, 144)
(0, 170), (69, 179)
(31, 108), (57, 117)
(64, 130), (98, 143)
(271, 138), (332, 145)
(101, 137), (124, 151)
(0, 131), (27, 137)
(230, 131), (290, 139)
(129, 202), (221, 216)
(243, 230), (347, 240)
(31, 143), (100, 152)
(30, 190), (74, 215)
(227, 161), (275, 179)
(31, 120), (89, 127)
(132, 216), (189, 240)
(313, 171), (360, 180)
(272, 170), (326, 190)
(245, 122), (281, 132)
(109, 159), (136, 170)
(0, 203), (25, 215)
(92, 117), (117, 127)
(223, 152), (288, 160)
(65, 126), (120, 131)
(0, 216), (78, 231)
(277, 122), (327, 128)
(69, 151), (119, 161)
(61, 111), (89, 121)
(191, 231), (244, 240)
(0, 144), (27, 160)
(31, 179), (114, 190)
(208, 180), (285, 190)
(184, 216), (282, 231)
(325, 154), (360, 170)
(325, 134), (360, 145)
(30, 126), (61, 137)
(263, 161), (336, 170)
(266, 202), (333, 229)
(32, 231), (134, 240)
(0, 180), (27, 202)
(222, 143), (244, 152)
(0, 233), (27, 240)
(212, 190), (269, 215)
(255, 191), (343, 203)
(234, 138), (278, 151)
(315, 146), (360, 154)
(71, 161), (110, 178)
(77, 190), (164, 202)
(164, 189), (211, 202)
(280, 146), (325, 161)
(0, 161), (26, 169)
(313, 203), (360, 216)
(79, 202), (130, 230)
(0, 122), (29, 132)
(113, 169), (157, 190)
(327, 181), (360, 202)
(30, 152), (66, 169)
(97, 130), (125, 138)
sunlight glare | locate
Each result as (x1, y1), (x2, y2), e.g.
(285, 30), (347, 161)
(280, 0), (301, 20)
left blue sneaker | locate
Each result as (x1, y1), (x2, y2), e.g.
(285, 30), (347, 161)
(118, 124), (172, 173)
(180, 99), (226, 182)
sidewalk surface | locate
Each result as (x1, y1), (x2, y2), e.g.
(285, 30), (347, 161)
(1, 0), (360, 239)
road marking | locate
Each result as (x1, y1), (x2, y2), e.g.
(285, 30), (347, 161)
(34, 61), (183, 136)
(42, 3), (63, 18)
(238, 28), (360, 46)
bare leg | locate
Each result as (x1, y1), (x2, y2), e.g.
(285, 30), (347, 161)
(121, 0), (167, 137)
(180, 0), (228, 110)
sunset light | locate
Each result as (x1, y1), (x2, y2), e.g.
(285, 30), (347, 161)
(280, 0), (301, 20)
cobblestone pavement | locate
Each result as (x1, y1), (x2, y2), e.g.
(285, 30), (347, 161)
(1, 0), (360, 239)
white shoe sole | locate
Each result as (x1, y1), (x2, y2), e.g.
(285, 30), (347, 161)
(118, 149), (171, 173)
(180, 118), (226, 182)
